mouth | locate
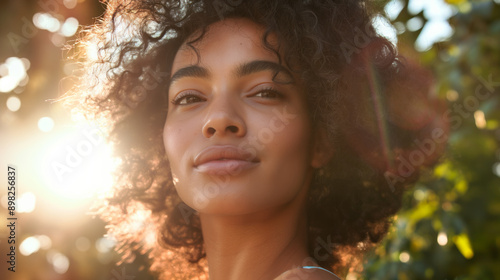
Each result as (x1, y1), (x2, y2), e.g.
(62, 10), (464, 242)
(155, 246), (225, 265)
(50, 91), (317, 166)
(193, 145), (260, 176)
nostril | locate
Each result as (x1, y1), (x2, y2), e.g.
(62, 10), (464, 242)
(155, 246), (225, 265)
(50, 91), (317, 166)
(227, 125), (238, 133)
(204, 125), (240, 137)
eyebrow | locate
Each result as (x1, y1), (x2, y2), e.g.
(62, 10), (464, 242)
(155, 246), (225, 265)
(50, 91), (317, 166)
(169, 65), (210, 85)
(169, 60), (294, 87)
(235, 60), (294, 82)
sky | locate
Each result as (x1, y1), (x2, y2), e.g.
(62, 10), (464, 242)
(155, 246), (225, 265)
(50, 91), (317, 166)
(378, 0), (456, 51)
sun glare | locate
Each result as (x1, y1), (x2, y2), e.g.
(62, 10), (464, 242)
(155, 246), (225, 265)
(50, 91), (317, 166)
(40, 123), (116, 203)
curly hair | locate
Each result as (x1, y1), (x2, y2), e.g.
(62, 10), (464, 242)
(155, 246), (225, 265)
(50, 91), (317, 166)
(69, 0), (446, 278)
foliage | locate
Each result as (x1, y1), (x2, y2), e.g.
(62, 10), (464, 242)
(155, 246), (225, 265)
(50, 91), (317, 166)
(362, 1), (500, 279)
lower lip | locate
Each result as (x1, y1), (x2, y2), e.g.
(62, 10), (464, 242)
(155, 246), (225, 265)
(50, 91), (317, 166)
(194, 160), (259, 176)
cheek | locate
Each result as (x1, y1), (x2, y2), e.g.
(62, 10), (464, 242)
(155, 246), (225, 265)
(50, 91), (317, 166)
(163, 118), (204, 208)
(254, 114), (314, 201)
(163, 119), (191, 181)
(163, 121), (177, 161)
(267, 113), (313, 166)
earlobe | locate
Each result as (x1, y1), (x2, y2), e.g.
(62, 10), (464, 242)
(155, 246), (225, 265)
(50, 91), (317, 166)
(310, 128), (334, 168)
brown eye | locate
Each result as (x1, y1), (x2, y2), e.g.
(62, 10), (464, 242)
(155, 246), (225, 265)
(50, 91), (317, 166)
(171, 92), (205, 105)
(253, 88), (283, 99)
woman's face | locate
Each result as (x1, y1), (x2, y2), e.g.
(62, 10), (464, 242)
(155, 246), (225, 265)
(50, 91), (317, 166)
(164, 18), (326, 214)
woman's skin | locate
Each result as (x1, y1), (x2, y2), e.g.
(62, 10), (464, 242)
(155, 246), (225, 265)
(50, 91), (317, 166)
(163, 18), (336, 280)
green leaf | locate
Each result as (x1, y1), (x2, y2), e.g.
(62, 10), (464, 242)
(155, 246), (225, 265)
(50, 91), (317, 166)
(453, 233), (474, 259)
(455, 179), (468, 194)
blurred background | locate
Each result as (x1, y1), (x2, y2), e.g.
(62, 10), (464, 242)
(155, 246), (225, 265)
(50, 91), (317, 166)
(0, 0), (499, 279)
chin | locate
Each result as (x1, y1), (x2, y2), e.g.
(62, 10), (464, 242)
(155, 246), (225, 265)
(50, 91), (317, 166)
(187, 188), (262, 215)
(184, 186), (299, 217)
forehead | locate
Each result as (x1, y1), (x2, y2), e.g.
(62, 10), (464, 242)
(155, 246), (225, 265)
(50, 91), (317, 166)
(171, 18), (280, 70)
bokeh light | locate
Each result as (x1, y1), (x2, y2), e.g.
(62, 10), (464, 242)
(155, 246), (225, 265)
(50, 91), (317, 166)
(95, 237), (116, 254)
(414, 189), (426, 201)
(385, 0), (404, 21)
(446, 89), (459, 101)
(47, 251), (70, 274)
(33, 13), (61, 33)
(393, 21), (406, 34)
(60, 17), (79, 37)
(399, 251), (411, 263)
(51, 33), (66, 47)
(407, 16), (424, 32)
(0, 57), (29, 93)
(345, 273), (358, 280)
(437, 232), (448, 246)
(474, 110), (486, 129)
(38, 235), (53, 250)
(38, 117), (55, 132)
(18, 192), (36, 213)
(6, 96), (21, 111)
(75, 236), (91, 252)
(493, 162), (500, 177)
(63, 0), (78, 9)
(20, 236), (41, 256)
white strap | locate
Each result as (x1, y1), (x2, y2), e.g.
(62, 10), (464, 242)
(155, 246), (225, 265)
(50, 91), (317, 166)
(301, 266), (341, 278)
(275, 266), (341, 279)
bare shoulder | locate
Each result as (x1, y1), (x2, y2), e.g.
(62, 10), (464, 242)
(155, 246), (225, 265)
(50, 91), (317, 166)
(277, 267), (341, 280)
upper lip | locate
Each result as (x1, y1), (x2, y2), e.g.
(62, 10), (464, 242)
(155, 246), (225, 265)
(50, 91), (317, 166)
(193, 145), (259, 167)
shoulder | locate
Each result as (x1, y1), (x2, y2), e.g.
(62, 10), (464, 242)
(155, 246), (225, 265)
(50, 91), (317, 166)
(278, 267), (341, 280)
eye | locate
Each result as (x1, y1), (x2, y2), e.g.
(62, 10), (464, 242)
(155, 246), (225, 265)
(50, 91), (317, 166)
(253, 87), (283, 99)
(171, 91), (206, 105)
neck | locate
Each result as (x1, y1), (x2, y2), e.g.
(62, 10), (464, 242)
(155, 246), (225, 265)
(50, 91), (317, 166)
(200, 198), (311, 280)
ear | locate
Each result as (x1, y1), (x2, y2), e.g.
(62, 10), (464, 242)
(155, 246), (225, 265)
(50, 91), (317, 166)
(310, 128), (334, 168)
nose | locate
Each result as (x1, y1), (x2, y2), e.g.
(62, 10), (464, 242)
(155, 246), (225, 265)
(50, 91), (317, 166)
(202, 98), (246, 138)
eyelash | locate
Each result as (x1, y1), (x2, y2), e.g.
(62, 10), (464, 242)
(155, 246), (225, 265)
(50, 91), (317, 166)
(171, 91), (205, 105)
(252, 87), (283, 99)
(170, 87), (283, 106)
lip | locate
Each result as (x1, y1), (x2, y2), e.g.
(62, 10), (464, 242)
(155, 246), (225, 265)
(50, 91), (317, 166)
(193, 145), (259, 175)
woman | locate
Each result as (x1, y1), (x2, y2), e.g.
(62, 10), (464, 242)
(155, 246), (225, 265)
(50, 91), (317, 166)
(70, 0), (445, 279)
